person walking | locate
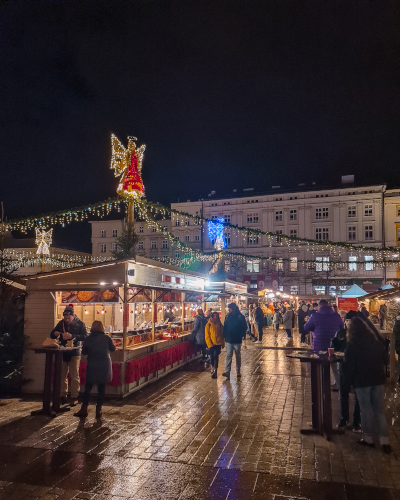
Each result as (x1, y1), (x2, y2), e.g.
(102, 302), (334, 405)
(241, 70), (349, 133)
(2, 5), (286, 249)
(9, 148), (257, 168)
(303, 300), (343, 352)
(343, 316), (390, 453)
(359, 302), (370, 318)
(393, 312), (400, 383)
(73, 321), (115, 419)
(283, 307), (294, 338)
(298, 305), (309, 346)
(331, 311), (361, 431)
(222, 303), (247, 380)
(50, 305), (87, 406)
(205, 312), (225, 379)
(242, 304), (256, 341)
(192, 309), (209, 364)
(254, 304), (265, 344)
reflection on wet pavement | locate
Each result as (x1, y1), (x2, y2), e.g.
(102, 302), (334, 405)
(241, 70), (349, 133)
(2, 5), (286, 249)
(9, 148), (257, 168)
(0, 326), (400, 499)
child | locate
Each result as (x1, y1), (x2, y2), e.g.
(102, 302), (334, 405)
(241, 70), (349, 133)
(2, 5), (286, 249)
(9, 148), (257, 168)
(74, 321), (115, 419)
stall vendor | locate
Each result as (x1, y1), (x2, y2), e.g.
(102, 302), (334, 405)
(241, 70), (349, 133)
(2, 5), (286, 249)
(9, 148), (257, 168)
(50, 305), (87, 406)
(163, 304), (175, 323)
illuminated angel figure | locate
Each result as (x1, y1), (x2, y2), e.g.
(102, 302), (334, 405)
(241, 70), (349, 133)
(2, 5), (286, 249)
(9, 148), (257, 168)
(111, 134), (146, 199)
(35, 228), (53, 256)
(208, 218), (226, 251)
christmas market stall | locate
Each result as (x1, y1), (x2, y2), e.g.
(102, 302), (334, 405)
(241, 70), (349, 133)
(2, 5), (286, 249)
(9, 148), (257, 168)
(203, 280), (249, 321)
(22, 257), (206, 398)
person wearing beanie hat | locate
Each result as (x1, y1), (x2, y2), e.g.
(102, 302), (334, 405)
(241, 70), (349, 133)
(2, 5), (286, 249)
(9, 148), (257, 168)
(50, 304), (87, 406)
(222, 303), (247, 379)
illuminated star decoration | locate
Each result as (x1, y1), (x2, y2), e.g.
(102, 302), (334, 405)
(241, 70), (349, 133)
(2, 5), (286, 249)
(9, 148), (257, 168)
(35, 228), (53, 256)
(208, 218), (226, 251)
(111, 134), (146, 200)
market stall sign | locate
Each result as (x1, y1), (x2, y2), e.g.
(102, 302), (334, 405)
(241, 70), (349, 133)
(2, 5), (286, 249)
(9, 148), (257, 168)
(61, 288), (119, 303)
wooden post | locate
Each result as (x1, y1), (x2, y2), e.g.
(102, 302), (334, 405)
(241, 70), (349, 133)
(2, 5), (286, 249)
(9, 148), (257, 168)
(221, 296), (226, 323)
(151, 289), (156, 343)
(181, 293), (185, 334)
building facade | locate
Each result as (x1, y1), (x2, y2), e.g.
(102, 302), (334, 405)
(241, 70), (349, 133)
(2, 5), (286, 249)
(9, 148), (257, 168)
(171, 183), (387, 296)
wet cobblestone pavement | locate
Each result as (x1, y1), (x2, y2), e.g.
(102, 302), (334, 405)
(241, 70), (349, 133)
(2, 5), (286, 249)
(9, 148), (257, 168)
(1, 327), (400, 499)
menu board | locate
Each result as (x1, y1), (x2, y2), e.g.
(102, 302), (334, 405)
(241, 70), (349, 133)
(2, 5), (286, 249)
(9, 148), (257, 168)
(61, 289), (119, 303)
(337, 297), (358, 312)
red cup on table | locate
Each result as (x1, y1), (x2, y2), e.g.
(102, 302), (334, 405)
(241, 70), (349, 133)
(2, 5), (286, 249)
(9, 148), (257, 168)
(328, 347), (334, 357)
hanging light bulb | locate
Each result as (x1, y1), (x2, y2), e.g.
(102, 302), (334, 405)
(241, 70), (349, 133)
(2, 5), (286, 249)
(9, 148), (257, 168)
(84, 308), (88, 314)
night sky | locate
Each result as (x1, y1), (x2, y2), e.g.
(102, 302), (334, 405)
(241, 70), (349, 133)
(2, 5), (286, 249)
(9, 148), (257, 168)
(1, 1), (400, 243)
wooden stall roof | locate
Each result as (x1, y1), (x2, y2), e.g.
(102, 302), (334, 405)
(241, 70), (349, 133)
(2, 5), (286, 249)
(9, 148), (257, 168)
(362, 286), (400, 301)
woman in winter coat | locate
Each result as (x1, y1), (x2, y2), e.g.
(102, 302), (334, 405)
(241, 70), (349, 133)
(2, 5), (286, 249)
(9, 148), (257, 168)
(298, 305), (308, 345)
(205, 312), (225, 379)
(192, 309), (209, 363)
(282, 307), (294, 338)
(74, 321), (115, 419)
(272, 311), (280, 331)
(343, 316), (390, 453)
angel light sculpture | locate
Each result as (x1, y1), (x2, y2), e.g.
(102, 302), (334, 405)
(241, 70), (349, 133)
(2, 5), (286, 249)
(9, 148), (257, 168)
(35, 228), (53, 256)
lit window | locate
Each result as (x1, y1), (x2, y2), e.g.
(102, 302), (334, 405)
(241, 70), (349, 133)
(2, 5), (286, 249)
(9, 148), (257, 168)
(139, 226), (144, 233)
(290, 285), (298, 294)
(247, 213), (259, 223)
(276, 259), (283, 271)
(224, 260), (230, 272)
(112, 229), (118, 237)
(162, 240), (168, 249)
(349, 256), (357, 271)
(101, 229), (106, 238)
(289, 209), (297, 221)
(175, 220), (180, 226)
(247, 260), (260, 272)
(348, 226), (356, 241)
(364, 204), (373, 216)
(194, 234), (200, 242)
(316, 228), (329, 241)
(151, 241), (157, 249)
(365, 225), (373, 241)
(348, 205), (356, 217)
(101, 244), (106, 253)
(290, 257), (297, 272)
(275, 210), (283, 222)
(316, 207), (329, 219)
(290, 229), (297, 238)
(185, 235), (190, 242)
(365, 255), (373, 271)
(138, 241), (144, 250)
(316, 256), (329, 271)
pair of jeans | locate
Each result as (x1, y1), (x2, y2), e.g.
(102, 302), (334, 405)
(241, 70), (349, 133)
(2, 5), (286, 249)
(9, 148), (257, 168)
(198, 344), (208, 360)
(274, 324), (279, 331)
(209, 345), (222, 370)
(285, 328), (292, 338)
(256, 321), (264, 342)
(225, 343), (241, 373)
(339, 375), (360, 426)
(355, 385), (389, 445)
(82, 382), (106, 406)
(61, 356), (81, 398)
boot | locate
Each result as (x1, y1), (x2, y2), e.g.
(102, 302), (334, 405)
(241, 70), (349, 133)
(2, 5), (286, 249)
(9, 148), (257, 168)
(95, 405), (102, 419)
(73, 404), (88, 418)
(222, 372), (230, 380)
(211, 369), (217, 379)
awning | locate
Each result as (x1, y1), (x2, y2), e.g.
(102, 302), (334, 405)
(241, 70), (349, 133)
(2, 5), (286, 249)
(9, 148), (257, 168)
(339, 284), (368, 298)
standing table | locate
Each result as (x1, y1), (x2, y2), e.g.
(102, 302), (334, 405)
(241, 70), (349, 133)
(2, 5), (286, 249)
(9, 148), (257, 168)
(286, 351), (344, 440)
(31, 347), (75, 418)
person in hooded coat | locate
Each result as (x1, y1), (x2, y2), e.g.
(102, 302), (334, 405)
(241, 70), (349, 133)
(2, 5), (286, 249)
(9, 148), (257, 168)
(303, 299), (343, 352)
(205, 312), (225, 379)
(298, 304), (309, 345)
(192, 308), (209, 363)
(74, 321), (115, 419)
(222, 303), (247, 380)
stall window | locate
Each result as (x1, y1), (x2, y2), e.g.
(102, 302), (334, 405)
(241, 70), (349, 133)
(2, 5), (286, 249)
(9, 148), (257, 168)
(349, 256), (357, 271)
(290, 257), (297, 272)
(348, 205), (356, 217)
(101, 229), (106, 238)
(365, 255), (374, 271)
(151, 241), (157, 249)
(139, 226), (144, 233)
(101, 244), (107, 253)
(348, 226), (356, 241)
(138, 241), (144, 250)
(112, 229), (118, 237)
(364, 204), (373, 216)
(365, 225), (373, 241)
(162, 240), (168, 249)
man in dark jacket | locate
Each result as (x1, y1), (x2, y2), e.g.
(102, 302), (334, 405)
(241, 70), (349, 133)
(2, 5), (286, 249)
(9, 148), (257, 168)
(50, 305), (87, 405)
(192, 309), (209, 363)
(222, 303), (247, 379)
(254, 305), (265, 344)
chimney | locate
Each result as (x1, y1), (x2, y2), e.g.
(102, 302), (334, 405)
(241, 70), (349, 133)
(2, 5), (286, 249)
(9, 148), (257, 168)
(342, 175), (354, 184)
